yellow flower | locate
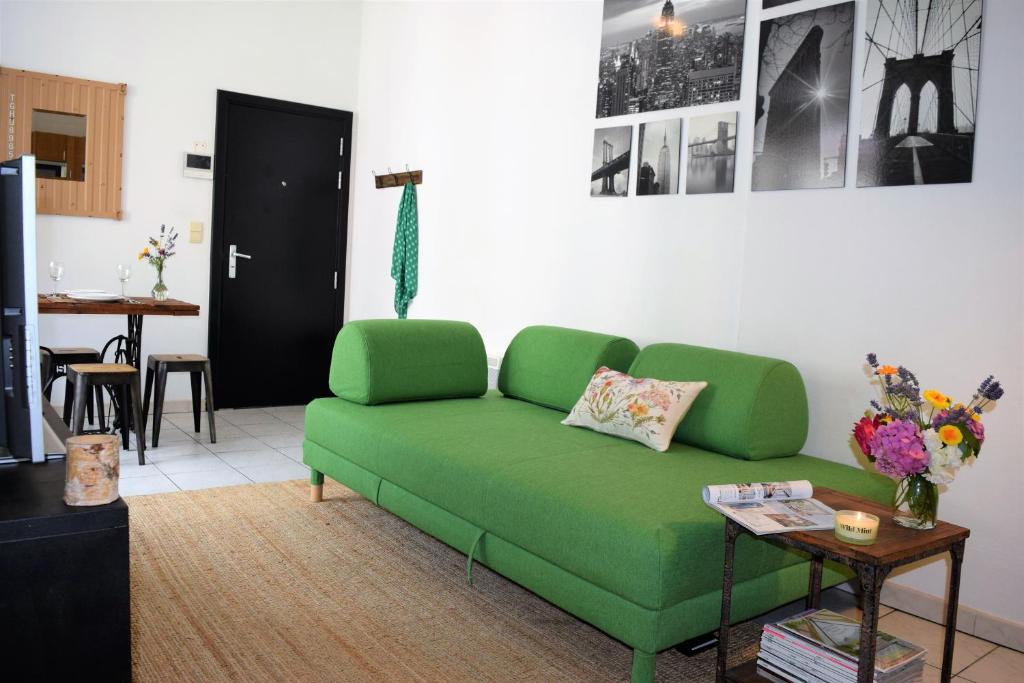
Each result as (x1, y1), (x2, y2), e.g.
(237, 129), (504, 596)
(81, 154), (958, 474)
(876, 365), (898, 376)
(938, 425), (963, 446)
(627, 402), (648, 417)
(923, 389), (951, 409)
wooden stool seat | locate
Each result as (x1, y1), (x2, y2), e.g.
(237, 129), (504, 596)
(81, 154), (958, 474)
(69, 363), (137, 374)
(143, 354), (216, 447)
(66, 363), (146, 465)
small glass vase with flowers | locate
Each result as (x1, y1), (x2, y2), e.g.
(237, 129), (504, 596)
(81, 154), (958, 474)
(852, 354), (1003, 530)
(137, 225), (178, 301)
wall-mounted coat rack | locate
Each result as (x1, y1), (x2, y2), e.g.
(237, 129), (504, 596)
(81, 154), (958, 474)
(374, 165), (423, 189)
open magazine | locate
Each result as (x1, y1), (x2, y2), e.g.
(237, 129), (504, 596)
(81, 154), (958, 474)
(702, 480), (836, 535)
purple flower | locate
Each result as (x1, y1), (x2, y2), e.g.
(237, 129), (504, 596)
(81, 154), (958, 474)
(866, 353), (878, 368)
(869, 419), (929, 479)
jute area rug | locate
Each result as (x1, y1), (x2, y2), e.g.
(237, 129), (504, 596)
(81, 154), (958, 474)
(128, 480), (759, 682)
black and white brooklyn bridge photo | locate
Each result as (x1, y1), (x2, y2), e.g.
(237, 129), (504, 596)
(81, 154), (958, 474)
(857, 0), (983, 187)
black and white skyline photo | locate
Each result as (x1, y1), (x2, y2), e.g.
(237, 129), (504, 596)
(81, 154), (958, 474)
(762, 1), (800, 8)
(857, 0), (983, 187)
(686, 111), (738, 194)
(595, 0), (747, 118)
(751, 1), (855, 191)
(637, 119), (682, 195)
(591, 126), (633, 197)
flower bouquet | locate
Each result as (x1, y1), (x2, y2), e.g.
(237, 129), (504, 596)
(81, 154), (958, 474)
(138, 225), (178, 301)
(852, 354), (1003, 529)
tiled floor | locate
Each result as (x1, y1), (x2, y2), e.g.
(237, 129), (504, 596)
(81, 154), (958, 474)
(112, 406), (1022, 680)
(113, 404), (308, 495)
(758, 588), (1023, 681)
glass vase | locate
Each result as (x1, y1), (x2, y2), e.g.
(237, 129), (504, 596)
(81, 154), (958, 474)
(892, 474), (938, 529)
(151, 270), (168, 301)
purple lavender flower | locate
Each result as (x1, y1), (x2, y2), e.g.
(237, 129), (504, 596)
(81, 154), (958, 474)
(866, 353), (878, 368)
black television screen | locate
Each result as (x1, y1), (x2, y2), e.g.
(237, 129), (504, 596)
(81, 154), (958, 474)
(1, 156), (44, 463)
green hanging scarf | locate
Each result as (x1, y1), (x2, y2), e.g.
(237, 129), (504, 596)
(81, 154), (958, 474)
(391, 182), (418, 319)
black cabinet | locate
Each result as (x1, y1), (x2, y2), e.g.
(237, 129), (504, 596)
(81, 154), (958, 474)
(0, 461), (130, 681)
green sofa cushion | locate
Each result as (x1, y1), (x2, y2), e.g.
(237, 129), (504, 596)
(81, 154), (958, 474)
(305, 392), (892, 610)
(497, 325), (639, 413)
(328, 319), (487, 405)
(628, 344), (809, 460)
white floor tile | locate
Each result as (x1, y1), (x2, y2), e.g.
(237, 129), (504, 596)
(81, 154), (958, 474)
(155, 454), (234, 475)
(235, 461), (309, 483)
(119, 473), (178, 496)
(205, 437), (267, 453)
(167, 468), (251, 491)
(265, 406), (306, 420)
(145, 441), (211, 461)
(118, 461), (163, 479)
(240, 421), (299, 437)
(216, 410), (278, 426)
(277, 446), (304, 463)
(258, 432), (304, 448)
(187, 423), (245, 441)
(216, 449), (294, 468)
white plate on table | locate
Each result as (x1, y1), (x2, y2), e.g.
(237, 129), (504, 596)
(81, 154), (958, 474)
(66, 291), (123, 302)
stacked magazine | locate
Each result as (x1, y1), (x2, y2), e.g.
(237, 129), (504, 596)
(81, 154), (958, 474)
(702, 480), (836, 535)
(757, 609), (927, 683)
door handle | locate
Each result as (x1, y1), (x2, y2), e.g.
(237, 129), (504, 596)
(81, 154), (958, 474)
(228, 244), (252, 279)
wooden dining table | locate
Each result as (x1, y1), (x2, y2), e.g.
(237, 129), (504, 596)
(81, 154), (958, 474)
(37, 294), (200, 370)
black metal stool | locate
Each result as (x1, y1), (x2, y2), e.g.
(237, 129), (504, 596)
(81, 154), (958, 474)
(66, 363), (146, 465)
(143, 354), (216, 448)
(41, 346), (105, 429)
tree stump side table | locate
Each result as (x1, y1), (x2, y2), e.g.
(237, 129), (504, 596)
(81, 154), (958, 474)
(716, 487), (969, 683)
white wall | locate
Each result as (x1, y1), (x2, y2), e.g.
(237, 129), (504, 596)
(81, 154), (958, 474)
(0, 0), (363, 401)
(350, 1), (1024, 629)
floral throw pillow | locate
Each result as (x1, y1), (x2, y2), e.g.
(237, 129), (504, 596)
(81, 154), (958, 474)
(561, 367), (708, 452)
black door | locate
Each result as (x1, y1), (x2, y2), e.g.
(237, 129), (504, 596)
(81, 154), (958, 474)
(209, 91), (351, 408)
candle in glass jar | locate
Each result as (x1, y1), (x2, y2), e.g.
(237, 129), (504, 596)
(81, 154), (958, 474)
(834, 510), (880, 546)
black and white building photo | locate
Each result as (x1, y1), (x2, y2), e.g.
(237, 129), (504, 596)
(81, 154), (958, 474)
(751, 1), (854, 191)
(595, 0), (747, 118)
(637, 119), (681, 195)
(857, 0), (983, 187)
(762, 1), (800, 8)
(591, 125), (633, 197)
(686, 111), (738, 194)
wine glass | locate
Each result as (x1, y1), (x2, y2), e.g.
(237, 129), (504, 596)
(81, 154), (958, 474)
(48, 261), (65, 297)
(116, 263), (132, 299)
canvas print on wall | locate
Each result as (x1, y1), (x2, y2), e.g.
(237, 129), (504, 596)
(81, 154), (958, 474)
(637, 118), (681, 195)
(595, 0), (747, 118)
(686, 111), (738, 194)
(857, 0), (982, 187)
(751, 1), (855, 191)
(591, 125), (633, 197)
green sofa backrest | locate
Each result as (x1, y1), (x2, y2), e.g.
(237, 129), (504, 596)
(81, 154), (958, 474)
(628, 343), (808, 460)
(498, 325), (639, 413)
(329, 319), (487, 405)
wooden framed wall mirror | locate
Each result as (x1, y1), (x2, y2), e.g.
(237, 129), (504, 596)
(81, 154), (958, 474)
(1, 67), (126, 219)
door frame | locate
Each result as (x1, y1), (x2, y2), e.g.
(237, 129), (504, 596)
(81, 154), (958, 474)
(208, 89), (352, 407)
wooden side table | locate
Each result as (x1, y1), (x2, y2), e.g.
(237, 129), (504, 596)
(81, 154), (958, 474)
(716, 487), (969, 683)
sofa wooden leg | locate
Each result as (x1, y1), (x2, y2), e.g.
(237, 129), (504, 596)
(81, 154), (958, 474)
(630, 649), (655, 683)
(310, 470), (324, 502)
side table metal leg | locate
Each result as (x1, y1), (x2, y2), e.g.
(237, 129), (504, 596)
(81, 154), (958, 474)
(807, 555), (823, 609)
(126, 315), (144, 370)
(716, 520), (740, 683)
(856, 564), (890, 683)
(940, 541), (966, 682)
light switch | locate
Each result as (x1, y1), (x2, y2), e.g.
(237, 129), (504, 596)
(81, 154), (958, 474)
(189, 221), (203, 243)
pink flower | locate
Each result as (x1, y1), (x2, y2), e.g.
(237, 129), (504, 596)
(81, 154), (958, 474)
(869, 419), (929, 479)
(967, 418), (985, 445)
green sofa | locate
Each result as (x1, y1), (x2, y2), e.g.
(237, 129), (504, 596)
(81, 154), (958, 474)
(304, 320), (892, 682)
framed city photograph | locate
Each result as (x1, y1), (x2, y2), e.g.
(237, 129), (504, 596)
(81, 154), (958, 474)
(591, 125), (633, 197)
(857, 0), (983, 187)
(637, 118), (681, 195)
(751, 1), (855, 191)
(686, 111), (738, 194)
(595, 0), (747, 118)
